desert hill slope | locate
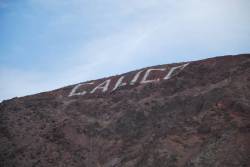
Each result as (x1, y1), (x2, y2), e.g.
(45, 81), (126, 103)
(0, 54), (250, 167)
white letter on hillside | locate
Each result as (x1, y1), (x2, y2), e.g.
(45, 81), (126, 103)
(130, 70), (143, 85)
(90, 79), (111, 94)
(164, 63), (189, 80)
(141, 68), (166, 84)
(68, 82), (94, 97)
(112, 76), (127, 91)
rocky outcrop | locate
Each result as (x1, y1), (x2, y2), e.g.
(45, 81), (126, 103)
(0, 54), (250, 167)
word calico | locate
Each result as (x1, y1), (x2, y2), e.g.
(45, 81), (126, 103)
(69, 63), (189, 97)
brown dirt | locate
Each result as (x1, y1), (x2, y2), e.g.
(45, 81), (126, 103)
(0, 54), (250, 167)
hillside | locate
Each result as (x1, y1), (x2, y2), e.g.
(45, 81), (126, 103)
(0, 54), (250, 167)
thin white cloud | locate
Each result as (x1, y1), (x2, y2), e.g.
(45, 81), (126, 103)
(1, 0), (250, 101)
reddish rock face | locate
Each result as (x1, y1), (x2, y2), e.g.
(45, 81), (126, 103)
(0, 54), (250, 167)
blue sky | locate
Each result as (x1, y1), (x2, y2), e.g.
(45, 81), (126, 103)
(0, 0), (250, 101)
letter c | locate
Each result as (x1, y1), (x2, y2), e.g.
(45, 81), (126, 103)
(68, 82), (94, 97)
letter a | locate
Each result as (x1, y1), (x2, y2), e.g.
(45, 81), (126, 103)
(90, 79), (111, 94)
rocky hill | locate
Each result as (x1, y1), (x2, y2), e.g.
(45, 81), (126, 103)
(0, 54), (250, 167)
